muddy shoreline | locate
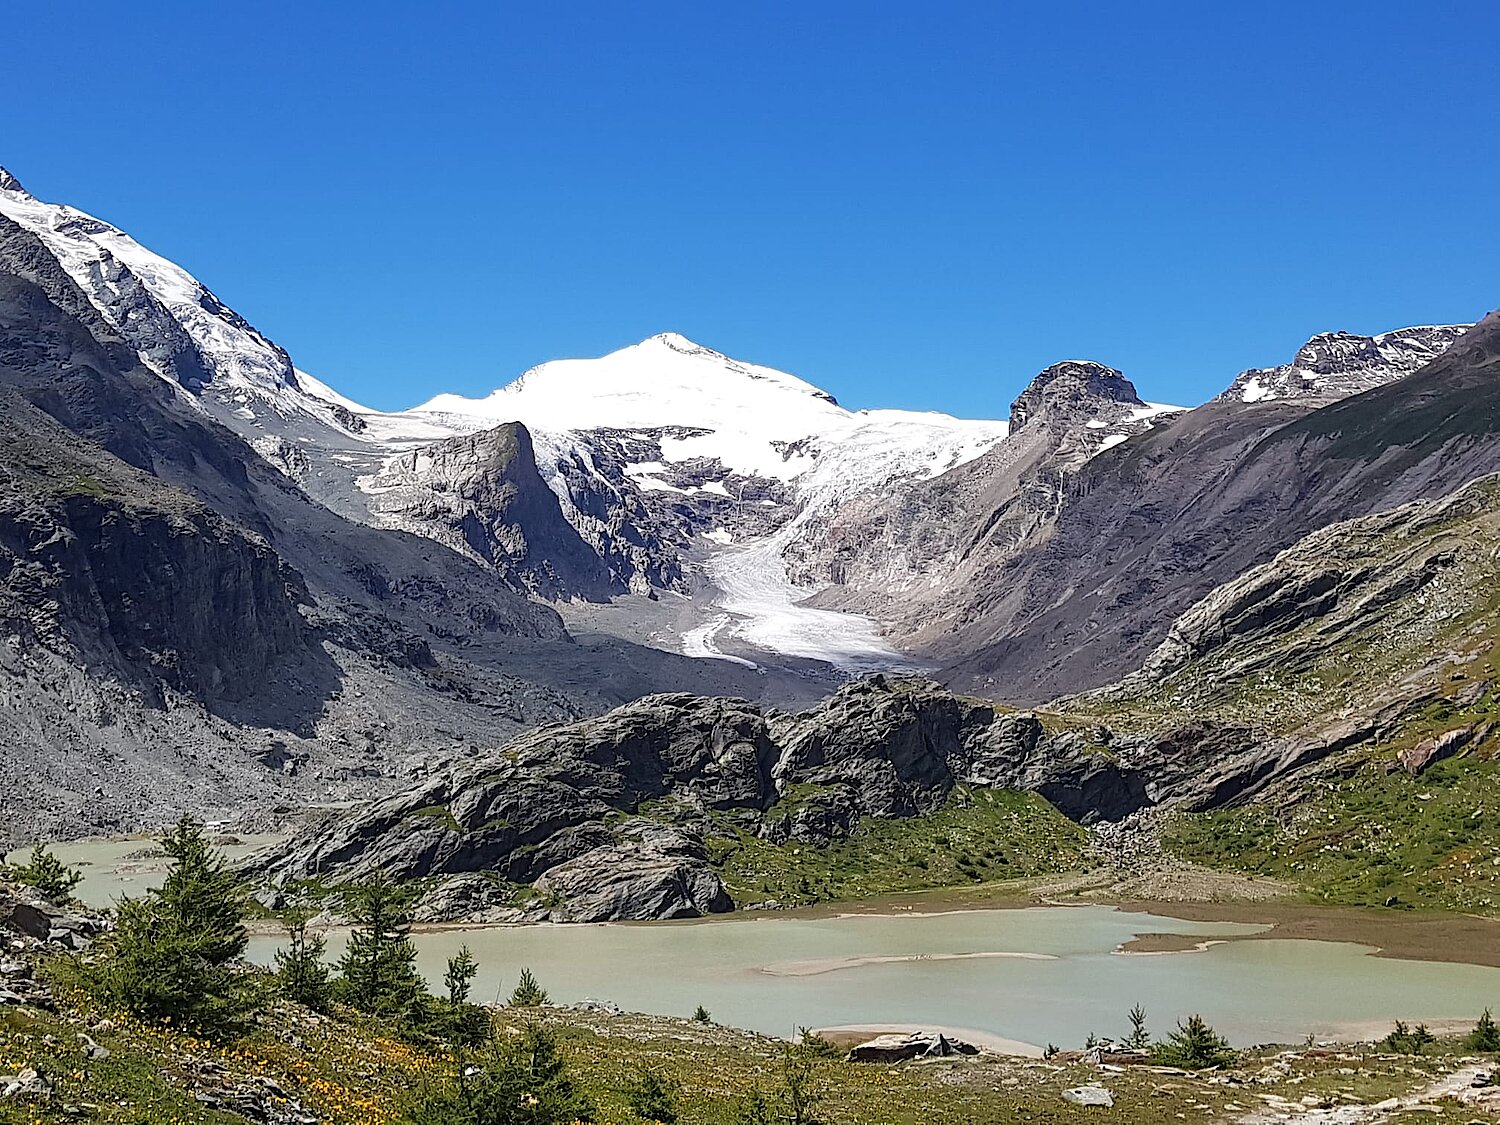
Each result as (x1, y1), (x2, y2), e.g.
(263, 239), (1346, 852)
(1112, 900), (1500, 968)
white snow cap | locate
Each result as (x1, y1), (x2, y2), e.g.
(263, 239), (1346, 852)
(0, 166), (298, 395)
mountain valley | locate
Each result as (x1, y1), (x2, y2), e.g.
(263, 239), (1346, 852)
(1, 160), (1497, 928)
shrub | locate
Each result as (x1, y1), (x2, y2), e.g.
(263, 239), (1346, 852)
(90, 816), (254, 1034)
(509, 967), (549, 1007)
(1151, 1014), (1234, 1069)
(797, 1027), (842, 1059)
(1467, 1009), (1500, 1052)
(334, 873), (426, 1018)
(9, 844), (83, 904)
(735, 1045), (824, 1125)
(692, 1004), (712, 1023)
(401, 1023), (593, 1124)
(624, 1068), (679, 1123)
(1382, 1020), (1436, 1054)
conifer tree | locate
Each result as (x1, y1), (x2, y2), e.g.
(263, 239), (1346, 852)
(1468, 1009), (1500, 1052)
(9, 844), (83, 904)
(402, 1023), (593, 1124)
(1151, 1014), (1234, 1069)
(95, 816), (253, 1033)
(624, 1069), (680, 1123)
(335, 872), (426, 1017)
(445, 944), (479, 1006)
(508, 967), (549, 1007)
(1124, 1003), (1151, 1050)
(274, 903), (332, 1012)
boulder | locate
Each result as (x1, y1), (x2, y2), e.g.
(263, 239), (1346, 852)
(0, 894), (52, 942)
(534, 829), (732, 923)
(1398, 726), (1479, 776)
(846, 1032), (980, 1063)
(1, 1067), (51, 1099)
(1062, 1085), (1115, 1107)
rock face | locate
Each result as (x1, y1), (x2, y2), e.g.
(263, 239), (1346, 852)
(361, 422), (614, 601)
(1214, 325), (1467, 406)
(248, 674), (1309, 920)
(533, 823), (733, 922)
(0, 206), (788, 848)
(783, 359), (1179, 612)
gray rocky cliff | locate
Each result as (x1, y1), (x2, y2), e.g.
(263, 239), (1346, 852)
(362, 422), (615, 601)
(938, 307), (1500, 701)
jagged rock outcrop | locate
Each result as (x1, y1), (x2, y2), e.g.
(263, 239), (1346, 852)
(786, 359), (1177, 616)
(249, 675), (1301, 920)
(1214, 325), (1468, 406)
(362, 422), (614, 600)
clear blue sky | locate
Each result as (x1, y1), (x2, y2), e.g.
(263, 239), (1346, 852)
(6, 1), (1497, 415)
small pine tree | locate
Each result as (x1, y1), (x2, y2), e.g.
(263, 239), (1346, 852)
(400, 1023), (593, 1125)
(335, 873), (426, 1017)
(445, 945), (478, 1006)
(1381, 1020), (1436, 1054)
(93, 816), (253, 1033)
(1412, 1023), (1436, 1052)
(1151, 1014), (1234, 1070)
(733, 1090), (773, 1125)
(736, 1046), (824, 1125)
(9, 844), (83, 904)
(1124, 1003), (1151, 1051)
(1468, 1009), (1500, 1053)
(692, 1004), (712, 1023)
(624, 1068), (680, 1123)
(509, 966), (549, 1007)
(797, 1027), (842, 1059)
(273, 905), (331, 1012)
(776, 1046), (824, 1125)
(1382, 1020), (1413, 1052)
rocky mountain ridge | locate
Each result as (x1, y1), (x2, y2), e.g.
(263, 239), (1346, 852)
(3, 165), (1479, 691)
(255, 461), (1500, 921)
(1214, 325), (1468, 406)
(934, 308), (1500, 700)
(2, 162), (1495, 864)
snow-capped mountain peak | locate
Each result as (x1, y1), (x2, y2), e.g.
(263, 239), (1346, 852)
(410, 333), (851, 479)
(0, 168), (299, 397)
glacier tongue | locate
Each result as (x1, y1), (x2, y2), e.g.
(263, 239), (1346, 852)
(703, 538), (922, 672)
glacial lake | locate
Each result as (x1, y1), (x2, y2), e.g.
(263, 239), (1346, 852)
(246, 908), (1500, 1052)
(31, 837), (1500, 1050)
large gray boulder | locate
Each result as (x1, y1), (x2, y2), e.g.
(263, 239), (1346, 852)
(534, 823), (732, 922)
